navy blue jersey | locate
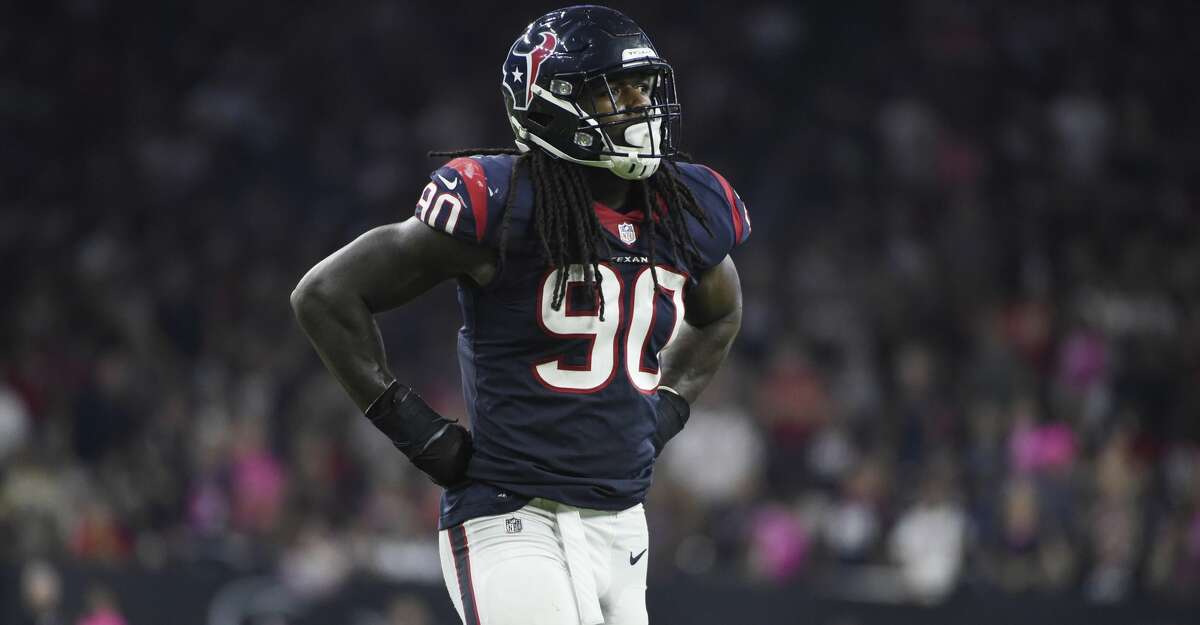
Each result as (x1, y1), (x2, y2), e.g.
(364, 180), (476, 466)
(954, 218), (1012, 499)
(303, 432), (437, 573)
(413, 155), (750, 528)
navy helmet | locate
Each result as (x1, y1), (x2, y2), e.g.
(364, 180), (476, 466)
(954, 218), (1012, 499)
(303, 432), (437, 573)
(501, 5), (680, 180)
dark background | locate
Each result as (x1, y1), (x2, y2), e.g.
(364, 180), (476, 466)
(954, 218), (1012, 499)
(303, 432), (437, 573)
(2, 1), (1199, 623)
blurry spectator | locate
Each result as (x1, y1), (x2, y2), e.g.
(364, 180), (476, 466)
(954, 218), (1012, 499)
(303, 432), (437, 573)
(278, 520), (352, 599)
(821, 458), (887, 563)
(878, 95), (939, 186)
(187, 446), (231, 539)
(1053, 322), (1112, 433)
(0, 382), (31, 462)
(757, 344), (833, 495)
(747, 502), (812, 583)
(1008, 411), (1077, 475)
(18, 559), (64, 625)
(889, 466), (966, 603)
(74, 586), (128, 625)
(70, 496), (132, 564)
(2, 457), (85, 559)
(385, 593), (434, 625)
(229, 417), (287, 535)
(71, 351), (140, 466)
(986, 475), (1077, 593)
(1049, 81), (1112, 181)
(659, 367), (764, 507)
(1084, 430), (1145, 603)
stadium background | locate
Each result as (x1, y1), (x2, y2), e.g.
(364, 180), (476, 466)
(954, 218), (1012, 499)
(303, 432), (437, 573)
(2, 1), (1199, 623)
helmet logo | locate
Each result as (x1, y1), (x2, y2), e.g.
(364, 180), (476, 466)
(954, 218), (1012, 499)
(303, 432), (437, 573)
(503, 30), (558, 110)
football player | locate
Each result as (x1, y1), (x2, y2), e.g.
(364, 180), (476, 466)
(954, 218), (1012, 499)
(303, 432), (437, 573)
(291, 5), (750, 624)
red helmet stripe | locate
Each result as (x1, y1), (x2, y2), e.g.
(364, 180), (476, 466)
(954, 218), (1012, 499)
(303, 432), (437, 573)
(525, 32), (558, 105)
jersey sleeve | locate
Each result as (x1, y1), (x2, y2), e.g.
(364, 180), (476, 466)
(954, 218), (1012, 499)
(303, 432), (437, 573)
(412, 156), (513, 247)
(675, 162), (752, 269)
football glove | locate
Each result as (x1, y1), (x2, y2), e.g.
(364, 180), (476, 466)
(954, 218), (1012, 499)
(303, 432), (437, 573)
(365, 381), (472, 487)
(651, 386), (690, 457)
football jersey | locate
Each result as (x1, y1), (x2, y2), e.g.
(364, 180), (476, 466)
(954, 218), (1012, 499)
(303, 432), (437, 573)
(412, 154), (750, 529)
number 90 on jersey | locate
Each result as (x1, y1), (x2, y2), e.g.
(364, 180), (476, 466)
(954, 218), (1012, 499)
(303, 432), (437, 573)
(533, 263), (687, 394)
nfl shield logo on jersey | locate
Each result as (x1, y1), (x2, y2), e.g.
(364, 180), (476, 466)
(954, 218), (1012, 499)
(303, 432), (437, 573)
(505, 517), (523, 534)
(618, 222), (637, 245)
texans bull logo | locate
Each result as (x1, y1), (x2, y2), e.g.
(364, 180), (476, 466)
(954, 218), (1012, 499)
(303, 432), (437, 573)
(502, 29), (558, 110)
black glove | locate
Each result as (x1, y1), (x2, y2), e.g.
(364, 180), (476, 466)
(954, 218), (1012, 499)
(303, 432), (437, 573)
(651, 386), (690, 457)
(365, 381), (473, 487)
(409, 422), (473, 488)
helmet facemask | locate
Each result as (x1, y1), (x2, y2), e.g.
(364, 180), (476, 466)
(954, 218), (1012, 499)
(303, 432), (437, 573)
(509, 60), (681, 180)
(577, 64), (679, 179)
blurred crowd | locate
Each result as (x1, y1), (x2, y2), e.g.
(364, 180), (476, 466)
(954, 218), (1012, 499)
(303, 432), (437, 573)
(2, 0), (1199, 620)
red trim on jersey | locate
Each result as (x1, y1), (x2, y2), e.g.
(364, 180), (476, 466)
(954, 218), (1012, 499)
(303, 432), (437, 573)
(447, 158), (490, 243)
(593, 198), (673, 247)
(593, 201), (643, 245)
(698, 165), (744, 243)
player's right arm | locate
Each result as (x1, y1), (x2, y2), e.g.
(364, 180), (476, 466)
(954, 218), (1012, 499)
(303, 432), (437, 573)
(290, 217), (494, 485)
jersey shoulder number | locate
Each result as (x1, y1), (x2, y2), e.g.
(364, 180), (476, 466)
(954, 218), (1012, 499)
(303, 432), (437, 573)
(413, 155), (517, 246)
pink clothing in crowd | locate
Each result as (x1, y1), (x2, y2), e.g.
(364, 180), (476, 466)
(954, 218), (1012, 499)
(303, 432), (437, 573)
(77, 608), (128, 625)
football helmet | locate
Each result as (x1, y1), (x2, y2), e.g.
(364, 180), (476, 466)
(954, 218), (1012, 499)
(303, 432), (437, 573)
(501, 5), (680, 180)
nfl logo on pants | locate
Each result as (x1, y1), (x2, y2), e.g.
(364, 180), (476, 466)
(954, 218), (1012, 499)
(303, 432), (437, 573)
(505, 517), (523, 534)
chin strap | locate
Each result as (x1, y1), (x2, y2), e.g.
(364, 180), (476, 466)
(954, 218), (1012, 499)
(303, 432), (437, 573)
(607, 151), (660, 180)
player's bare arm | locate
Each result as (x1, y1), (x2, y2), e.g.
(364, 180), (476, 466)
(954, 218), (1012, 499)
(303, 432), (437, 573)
(657, 255), (742, 403)
(290, 218), (493, 485)
(291, 218), (493, 408)
(648, 255), (742, 456)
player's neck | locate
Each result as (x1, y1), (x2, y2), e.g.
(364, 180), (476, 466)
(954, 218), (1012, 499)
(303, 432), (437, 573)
(580, 167), (634, 211)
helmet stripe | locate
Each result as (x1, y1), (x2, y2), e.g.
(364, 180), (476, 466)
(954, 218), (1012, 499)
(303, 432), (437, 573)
(525, 32), (558, 107)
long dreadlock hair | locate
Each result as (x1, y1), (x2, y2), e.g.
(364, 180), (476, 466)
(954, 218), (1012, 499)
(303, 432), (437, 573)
(428, 147), (712, 320)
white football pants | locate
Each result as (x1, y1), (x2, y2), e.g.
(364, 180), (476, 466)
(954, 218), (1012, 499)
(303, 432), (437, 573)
(438, 499), (649, 625)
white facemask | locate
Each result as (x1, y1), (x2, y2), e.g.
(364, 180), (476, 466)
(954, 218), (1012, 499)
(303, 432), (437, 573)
(606, 118), (663, 180)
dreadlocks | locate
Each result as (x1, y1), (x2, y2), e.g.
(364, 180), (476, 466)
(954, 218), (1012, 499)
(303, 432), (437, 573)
(428, 148), (712, 320)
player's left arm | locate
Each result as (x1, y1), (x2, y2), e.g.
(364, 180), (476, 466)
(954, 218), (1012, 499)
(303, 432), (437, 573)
(651, 255), (742, 454)
(658, 255), (742, 401)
